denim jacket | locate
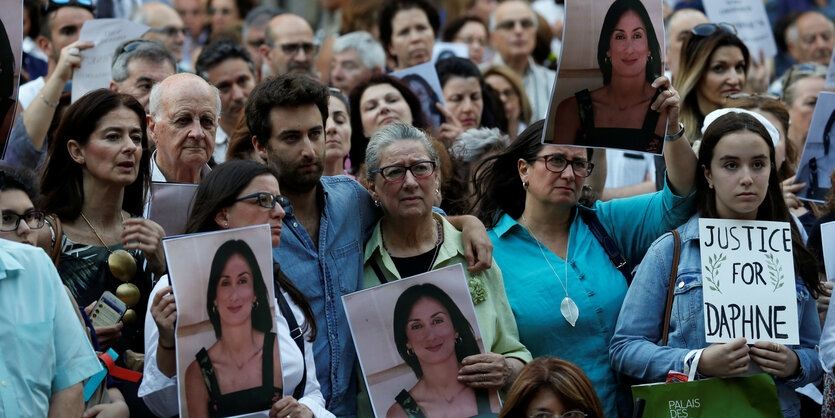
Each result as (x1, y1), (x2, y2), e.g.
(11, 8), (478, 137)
(610, 214), (822, 418)
(274, 176), (379, 417)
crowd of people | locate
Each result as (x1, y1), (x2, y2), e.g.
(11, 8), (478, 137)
(3, 0), (835, 417)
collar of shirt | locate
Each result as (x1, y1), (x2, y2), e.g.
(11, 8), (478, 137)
(0, 240), (25, 280)
(363, 212), (464, 271)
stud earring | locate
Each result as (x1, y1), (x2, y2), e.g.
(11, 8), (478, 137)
(523, 181), (529, 190)
(224, 222), (229, 227)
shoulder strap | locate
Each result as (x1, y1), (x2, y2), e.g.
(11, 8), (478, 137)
(395, 389), (425, 418)
(262, 331), (276, 388)
(276, 290), (306, 400)
(196, 348), (222, 405)
(474, 388), (492, 414)
(642, 88), (663, 136)
(661, 230), (681, 347)
(578, 207), (632, 285)
(369, 257), (388, 284)
(46, 214), (63, 267)
(575, 89), (594, 136)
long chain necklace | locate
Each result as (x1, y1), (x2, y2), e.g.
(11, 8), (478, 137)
(521, 216), (579, 327)
(382, 217), (443, 273)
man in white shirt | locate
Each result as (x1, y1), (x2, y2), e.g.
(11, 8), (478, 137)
(195, 40), (256, 164)
(487, 0), (555, 120)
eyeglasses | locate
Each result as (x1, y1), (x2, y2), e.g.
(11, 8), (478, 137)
(208, 6), (234, 16)
(528, 411), (588, 418)
(1, 210), (46, 232)
(270, 42), (319, 56)
(690, 23), (737, 37)
(148, 26), (188, 38)
(247, 38), (266, 49)
(235, 192), (291, 209)
(495, 18), (535, 31)
(727, 92), (781, 101)
(371, 161), (437, 182)
(44, 0), (93, 14)
(528, 154), (594, 177)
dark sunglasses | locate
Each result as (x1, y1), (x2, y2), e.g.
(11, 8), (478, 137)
(44, 0), (94, 14)
(690, 23), (737, 37)
(270, 42), (319, 56)
(148, 26), (189, 38)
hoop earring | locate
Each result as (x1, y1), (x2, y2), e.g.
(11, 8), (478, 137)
(374, 200), (381, 208)
(406, 348), (414, 357)
(604, 56), (611, 64)
(455, 336), (463, 345)
(212, 305), (218, 314)
(252, 300), (259, 310)
(647, 55), (653, 63)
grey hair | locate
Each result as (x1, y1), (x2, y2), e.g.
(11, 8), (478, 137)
(333, 31), (386, 70)
(242, 6), (281, 43)
(111, 40), (178, 82)
(488, 1), (539, 33)
(148, 78), (222, 120)
(787, 11), (835, 47)
(450, 128), (509, 163)
(366, 123), (438, 181)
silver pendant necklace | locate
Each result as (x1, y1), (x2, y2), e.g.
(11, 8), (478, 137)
(521, 216), (579, 327)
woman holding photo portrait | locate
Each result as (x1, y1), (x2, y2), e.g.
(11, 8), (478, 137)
(139, 161), (332, 418)
(387, 283), (499, 417)
(553, 0), (667, 153)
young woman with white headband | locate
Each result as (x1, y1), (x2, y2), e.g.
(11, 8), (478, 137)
(610, 109), (822, 418)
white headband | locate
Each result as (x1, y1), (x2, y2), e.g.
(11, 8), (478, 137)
(701, 108), (781, 147)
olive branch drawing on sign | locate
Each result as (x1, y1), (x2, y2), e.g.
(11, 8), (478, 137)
(703, 253), (726, 294)
(765, 253), (785, 292)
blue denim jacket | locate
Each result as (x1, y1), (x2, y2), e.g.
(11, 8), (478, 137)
(274, 176), (378, 417)
(610, 215), (822, 418)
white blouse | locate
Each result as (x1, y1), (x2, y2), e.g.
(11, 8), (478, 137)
(138, 277), (333, 417)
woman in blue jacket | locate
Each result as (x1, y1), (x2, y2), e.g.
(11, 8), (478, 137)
(610, 109), (823, 418)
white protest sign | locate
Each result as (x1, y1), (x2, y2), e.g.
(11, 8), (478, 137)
(699, 218), (798, 344)
(823, 221), (835, 281)
(826, 51), (835, 89)
(702, 0), (777, 62)
(72, 19), (149, 102)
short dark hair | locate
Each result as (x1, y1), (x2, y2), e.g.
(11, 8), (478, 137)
(597, 0), (662, 85)
(392, 283), (480, 379)
(111, 40), (178, 83)
(379, 0), (440, 59)
(24, 0), (42, 38)
(348, 73), (431, 169)
(41, 89), (150, 220)
(0, 164), (40, 206)
(441, 15), (487, 42)
(245, 74), (329, 146)
(436, 56), (482, 88)
(39, 2), (94, 40)
(206, 239), (273, 338)
(195, 39), (255, 80)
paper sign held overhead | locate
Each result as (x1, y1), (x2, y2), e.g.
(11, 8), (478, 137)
(702, 0), (777, 62)
(822, 221), (835, 281)
(72, 19), (149, 103)
(699, 218), (799, 345)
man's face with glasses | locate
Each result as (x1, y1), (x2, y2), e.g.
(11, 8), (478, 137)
(0, 189), (44, 246)
(261, 14), (317, 77)
(142, 4), (187, 60)
(490, 1), (536, 61)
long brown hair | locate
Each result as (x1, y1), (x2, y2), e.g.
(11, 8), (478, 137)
(697, 112), (821, 296)
(674, 29), (749, 142)
(40, 89), (151, 220)
(499, 357), (604, 418)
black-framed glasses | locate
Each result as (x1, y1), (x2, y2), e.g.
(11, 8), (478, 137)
(44, 0), (93, 14)
(495, 18), (535, 31)
(270, 42), (319, 56)
(528, 154), (595, 177)
(148, 26), (188, 38)
(528, 411), (587, 418)
(691, 23), (737, 37)
(247, 38), (266, 49)
(235, 192), (291, 209)
(0, 210), (46, 232)
(371, 161), (437, 182)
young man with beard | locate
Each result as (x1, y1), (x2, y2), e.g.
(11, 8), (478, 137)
(246, 73), (494, 417)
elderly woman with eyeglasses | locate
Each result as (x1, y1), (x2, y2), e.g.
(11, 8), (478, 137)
(362, 123), (531, 407)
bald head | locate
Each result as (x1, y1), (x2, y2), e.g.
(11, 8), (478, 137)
(148, 74), (221, 181)
(788, 11), (835, 65)
(665, 8), (709, 78)
(133, 2), (187, 61)
(489, 1), (538, 65)
(260, 13), (317, 77)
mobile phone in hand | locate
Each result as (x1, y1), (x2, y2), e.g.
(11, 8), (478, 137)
(90, 291), (127, 328)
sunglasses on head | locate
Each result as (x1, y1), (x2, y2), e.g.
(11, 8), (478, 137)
(726, 92), (781, 101)
(690, 23), (737, 37)
(782, 63), (827, 92)
(44, 0), (94, 15)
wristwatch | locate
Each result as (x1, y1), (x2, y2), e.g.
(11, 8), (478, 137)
(665, 122), (685, 142)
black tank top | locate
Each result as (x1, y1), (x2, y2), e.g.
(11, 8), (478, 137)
(574, 88), (664, 154)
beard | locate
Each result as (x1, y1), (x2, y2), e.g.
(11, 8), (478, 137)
(272, 152), (324, 194)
